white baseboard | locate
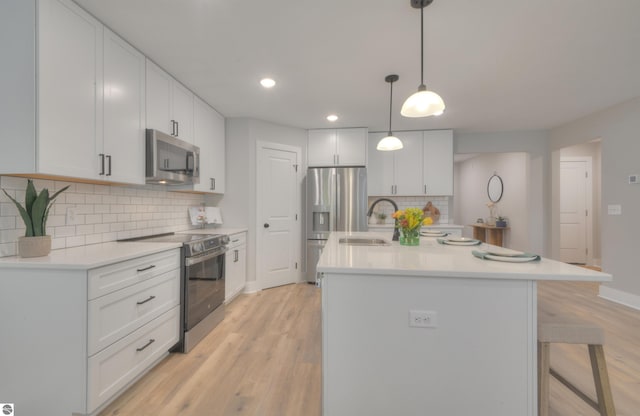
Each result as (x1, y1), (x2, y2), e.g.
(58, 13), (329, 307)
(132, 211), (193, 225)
(599, 285), (640, 311)
(243, 280), (261, 294)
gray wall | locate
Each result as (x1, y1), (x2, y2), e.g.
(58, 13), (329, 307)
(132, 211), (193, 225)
(454, 152), (530, 251)
(550, 97), (640, 300)
(454, 130), (550, 256)
(220, 118), (307, 289)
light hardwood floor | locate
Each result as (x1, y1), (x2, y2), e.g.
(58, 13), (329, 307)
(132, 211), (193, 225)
(98, 283), (322, 416)
(99, 281), (639, 416)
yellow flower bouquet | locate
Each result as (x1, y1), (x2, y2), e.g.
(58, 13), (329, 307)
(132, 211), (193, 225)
(392, 207), (433, 246)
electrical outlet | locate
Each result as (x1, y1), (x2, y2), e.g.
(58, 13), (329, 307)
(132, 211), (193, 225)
(607, 205), (622, 216)
(66, 207), (77, 224)
(629, 174), (639, 184)
(409, 310), (438, 328)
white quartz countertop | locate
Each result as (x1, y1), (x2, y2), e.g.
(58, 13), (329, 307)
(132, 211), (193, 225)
(0, 242), (181, 270)
(0, 228), (248, 270)
(179, 227), (248, 235)
(317, 232), (611, 282)
(367, 223), (464, 229)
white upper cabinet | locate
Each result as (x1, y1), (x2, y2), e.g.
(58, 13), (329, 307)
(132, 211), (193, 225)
(1, 0), (145, 184)
(38, 0), (103, 179)
(423, 129), (453, 196)
(368, 129), (453, 196)
(367, 133), (395, 196)
(308, 128), (367, 167)
(146, 59), (194, 143)
(367, 131), (422, 196)
(192, 96), (225, 193)
(392, 131), (424, 195)
(102, 28), (146, 184)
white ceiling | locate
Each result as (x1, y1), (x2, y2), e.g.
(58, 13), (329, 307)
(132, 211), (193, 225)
(76, 0), (640, 133)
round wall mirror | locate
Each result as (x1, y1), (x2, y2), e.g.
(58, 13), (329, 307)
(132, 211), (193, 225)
(487, 174), (503, 202)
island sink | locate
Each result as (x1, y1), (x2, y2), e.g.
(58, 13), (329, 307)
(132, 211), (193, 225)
(338, 237), (390, 246)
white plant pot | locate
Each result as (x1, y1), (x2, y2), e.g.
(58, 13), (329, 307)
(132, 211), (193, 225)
(18, 235), (52, 258)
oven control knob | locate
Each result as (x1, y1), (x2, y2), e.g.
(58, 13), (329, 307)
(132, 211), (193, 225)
(192, 242), (204, 253)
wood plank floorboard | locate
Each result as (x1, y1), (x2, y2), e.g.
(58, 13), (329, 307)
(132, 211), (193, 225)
(99, 280), (640, 416)
(98, 283), (321, 416)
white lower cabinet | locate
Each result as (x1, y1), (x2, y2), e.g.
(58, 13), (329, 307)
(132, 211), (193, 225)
(88, 306), (179, 411)
(0, 247), (180, 416)
(225, 232), (247, 301)
(85, 249), (180, 413)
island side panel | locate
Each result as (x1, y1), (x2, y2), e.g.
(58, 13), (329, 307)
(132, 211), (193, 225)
(0, 268), (88, 415)
(322, 273), (536, 416)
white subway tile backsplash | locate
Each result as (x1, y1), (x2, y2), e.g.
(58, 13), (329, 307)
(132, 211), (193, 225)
(66, 235), (85, 248)
(367, 195), (453, 224)
(0, 216), (15, 230)
(55, 226), (76, 238)
(0, 176), (205, 256)
(0, 242), (17, 257)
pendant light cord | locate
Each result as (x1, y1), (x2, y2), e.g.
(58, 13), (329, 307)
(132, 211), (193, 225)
(388, 80), (394, 135)
(420, 3), (424, 87)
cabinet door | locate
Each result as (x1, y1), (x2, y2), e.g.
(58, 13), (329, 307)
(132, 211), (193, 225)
(145, 59), (173, 135)
(38, 0), (102, 178)
(336, 128), (367, 166)
(423, 129), (453, 196)
(209, 107), (226, 193)
(367, 133), (395, 196)
(192, 97), (225, 193)
(171, 81), (194, 143)
(393, 131), (423, 195)
(308, 129), (337, 166)
(102, 28), (145, 184)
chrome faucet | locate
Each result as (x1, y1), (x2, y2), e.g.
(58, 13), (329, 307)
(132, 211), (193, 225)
(367, 198), (400, 241)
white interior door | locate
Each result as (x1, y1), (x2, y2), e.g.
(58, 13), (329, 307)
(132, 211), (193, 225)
(559, 159), (591, 264)
(257, 142), (301, 289)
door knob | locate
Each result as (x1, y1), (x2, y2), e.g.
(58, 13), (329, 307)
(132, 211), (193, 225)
(264, 223), (270, 228)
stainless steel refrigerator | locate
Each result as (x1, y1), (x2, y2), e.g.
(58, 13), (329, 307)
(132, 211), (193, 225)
(306, 166), (368, 282)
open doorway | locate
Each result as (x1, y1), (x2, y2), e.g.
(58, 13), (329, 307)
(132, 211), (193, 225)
(557, 140), (601, 267)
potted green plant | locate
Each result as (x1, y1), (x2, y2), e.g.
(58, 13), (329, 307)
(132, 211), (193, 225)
(2, 179), (69, 257)
(495, 216), (508, 228)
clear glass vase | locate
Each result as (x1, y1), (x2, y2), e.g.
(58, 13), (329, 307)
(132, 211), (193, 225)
(399, 228), (420, 246)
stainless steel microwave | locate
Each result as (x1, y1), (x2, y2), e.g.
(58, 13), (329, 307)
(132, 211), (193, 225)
(145, 129), (200, 185)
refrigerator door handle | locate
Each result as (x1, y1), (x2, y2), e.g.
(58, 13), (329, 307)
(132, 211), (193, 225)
(336, 172), (341, 229)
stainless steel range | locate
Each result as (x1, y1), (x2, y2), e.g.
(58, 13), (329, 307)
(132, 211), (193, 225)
(121, 232), (229, 352)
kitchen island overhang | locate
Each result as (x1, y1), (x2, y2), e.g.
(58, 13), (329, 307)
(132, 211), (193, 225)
(317, 232), (611, 416)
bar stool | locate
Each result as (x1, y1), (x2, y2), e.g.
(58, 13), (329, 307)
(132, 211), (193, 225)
(538, 302), (616, 416)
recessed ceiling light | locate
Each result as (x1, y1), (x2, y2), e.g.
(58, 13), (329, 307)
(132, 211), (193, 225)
(326, 114), (339, 122)
(260, 78), (276, 88)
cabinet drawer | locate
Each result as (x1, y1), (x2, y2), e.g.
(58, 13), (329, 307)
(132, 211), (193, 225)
(87, 306), (179, 413)
(227, 232), (246, 249)
(88, 249), (180, 300)
(88, 270), (179, 355)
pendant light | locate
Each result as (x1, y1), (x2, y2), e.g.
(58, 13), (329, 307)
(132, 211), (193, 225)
(377, 74), (404, 151)
(401, 0), (445, 118)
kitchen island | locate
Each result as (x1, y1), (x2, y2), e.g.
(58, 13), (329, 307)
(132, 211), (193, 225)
(317, 232), (610, 416)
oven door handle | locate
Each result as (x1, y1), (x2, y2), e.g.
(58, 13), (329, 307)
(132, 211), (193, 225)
(185, 246), (228, 266)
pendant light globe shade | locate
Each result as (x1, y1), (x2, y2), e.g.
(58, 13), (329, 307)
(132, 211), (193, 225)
(400, 86), (445, 117)
(377, 135), (404, 151)
(402, 0), (445, 118)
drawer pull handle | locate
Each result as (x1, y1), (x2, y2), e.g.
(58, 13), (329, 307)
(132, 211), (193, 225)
(137, 265), (156, 272)
(136, 295), (156, 305)
(136, 339), (155, 352)
(231, 239), (239, 243)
